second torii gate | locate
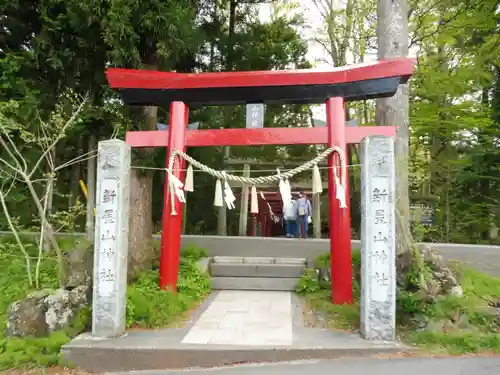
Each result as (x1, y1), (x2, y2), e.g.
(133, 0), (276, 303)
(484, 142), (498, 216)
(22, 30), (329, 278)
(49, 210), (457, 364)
(106, 58), (415, 304)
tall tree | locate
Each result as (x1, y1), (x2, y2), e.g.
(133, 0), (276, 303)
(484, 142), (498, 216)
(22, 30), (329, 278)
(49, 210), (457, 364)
(89, 0), (202, 277)
(376, 0), (412, 254)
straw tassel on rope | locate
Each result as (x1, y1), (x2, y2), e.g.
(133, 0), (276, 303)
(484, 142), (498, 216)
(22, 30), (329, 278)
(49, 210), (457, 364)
(312, 163), (323, 194)
(214, 179), (223, 207)
(166, 151), (186, 215)
(250, 185), (259, 213)
(184, 164), (194, 192)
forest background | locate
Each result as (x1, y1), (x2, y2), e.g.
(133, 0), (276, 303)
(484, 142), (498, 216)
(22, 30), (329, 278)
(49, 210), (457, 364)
(1, 0), (499, 270)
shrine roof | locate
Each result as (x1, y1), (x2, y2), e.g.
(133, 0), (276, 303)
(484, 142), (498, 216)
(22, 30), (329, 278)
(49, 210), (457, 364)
(106, 58), (415, 107)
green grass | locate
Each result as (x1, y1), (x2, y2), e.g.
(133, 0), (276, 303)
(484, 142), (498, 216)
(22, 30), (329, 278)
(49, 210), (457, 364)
(126, 245), (211, 328)
(297, 251), (500, 354)
(405, 268), (500, 354)
(0, 237), (211, 370)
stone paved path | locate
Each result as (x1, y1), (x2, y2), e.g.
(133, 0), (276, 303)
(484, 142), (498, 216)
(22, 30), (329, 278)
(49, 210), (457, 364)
(181, 291), (293, 346)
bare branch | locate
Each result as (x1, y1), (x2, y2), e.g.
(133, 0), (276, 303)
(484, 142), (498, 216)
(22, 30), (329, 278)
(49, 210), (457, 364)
(54, 149), (98, 172)
(0, 136), (23, 173)
(0, 166), (24, 184)
(29, 94), (88, 179)
(313, 36), (334, 58)
(1, 171), (19, 196)
(4, 127), (28, 172)
(38, 122), (55, 170)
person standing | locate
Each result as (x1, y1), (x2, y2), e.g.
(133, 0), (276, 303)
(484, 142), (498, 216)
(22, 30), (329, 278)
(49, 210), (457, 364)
(283, 198), (297, 238)
(295, 192), (312, 238)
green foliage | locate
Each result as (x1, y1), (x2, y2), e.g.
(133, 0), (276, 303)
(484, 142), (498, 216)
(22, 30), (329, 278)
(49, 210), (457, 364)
(302, 250), (500, 354)
(1, 0), (313, 238)
(126, 254), (211, 328)
(0, 238), (211, 369)
(308, 250), (361, 295)
(296, 268), (321, 294)
(408, 331), (500, 355)
(0, 238), (71, 370)
(405, 268), (500, 354)
(181, 243), (209, 261)
(408, 0), (500, 244)
(296, 250), (362, 330)
(0, 331), (70, 369)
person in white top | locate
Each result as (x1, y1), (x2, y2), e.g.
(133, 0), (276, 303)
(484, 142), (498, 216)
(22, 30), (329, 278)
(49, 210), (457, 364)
(283, 198), (297, 238)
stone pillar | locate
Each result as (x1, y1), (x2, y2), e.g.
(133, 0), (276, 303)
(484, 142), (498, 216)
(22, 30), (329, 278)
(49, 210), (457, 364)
(360, 135), (396, 341)
(92, 139), (131, 338)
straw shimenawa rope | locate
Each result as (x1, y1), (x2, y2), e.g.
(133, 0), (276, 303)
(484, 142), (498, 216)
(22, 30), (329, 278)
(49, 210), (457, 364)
(166, 147), (347, 215)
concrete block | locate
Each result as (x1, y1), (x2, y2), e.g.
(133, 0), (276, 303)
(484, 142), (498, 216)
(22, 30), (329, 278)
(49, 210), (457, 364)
(243, 257), (275, 264)
(274, 257), (306, 265)
(213, 256), (244, 264)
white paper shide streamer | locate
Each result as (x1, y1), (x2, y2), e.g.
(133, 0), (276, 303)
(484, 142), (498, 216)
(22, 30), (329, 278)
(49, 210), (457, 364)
(334, 169), (347, 208)
(214, 179), (223, 207)
(277, 168), (292, 206)
(184, 164), (194, 192)
(223, 173), (236, 209)
(250, 185), (259, 213)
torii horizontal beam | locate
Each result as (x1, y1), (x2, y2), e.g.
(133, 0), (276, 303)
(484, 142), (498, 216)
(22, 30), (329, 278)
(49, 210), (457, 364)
(126, 125), (397, 148)
(106, 58), (414, 106)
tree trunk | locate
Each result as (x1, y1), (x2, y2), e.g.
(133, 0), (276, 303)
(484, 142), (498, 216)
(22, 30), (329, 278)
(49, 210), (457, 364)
(127, 105), (157, 279)
(376, 0), (411, 255)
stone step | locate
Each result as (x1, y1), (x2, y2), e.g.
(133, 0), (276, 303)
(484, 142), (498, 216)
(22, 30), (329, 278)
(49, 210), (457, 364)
(211, 276), (299, 291)
(212, 256), (307, 265)
(211, 263), (304, 278)
(62, 335), (408, 373)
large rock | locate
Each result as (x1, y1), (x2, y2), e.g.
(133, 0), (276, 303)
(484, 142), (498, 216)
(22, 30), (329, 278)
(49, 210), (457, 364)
(64, 239), (93, 289)
(6, 290), (51, 337)
(420, 245), (463, 296)
(6, 285), (91, 338)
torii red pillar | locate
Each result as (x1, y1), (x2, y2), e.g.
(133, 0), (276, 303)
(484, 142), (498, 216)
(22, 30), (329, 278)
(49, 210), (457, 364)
(326, 97), (353, 304)
(159, 101), (188, 291)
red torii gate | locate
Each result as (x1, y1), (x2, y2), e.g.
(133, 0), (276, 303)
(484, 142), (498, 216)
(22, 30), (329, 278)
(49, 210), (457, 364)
(106, 58), (415, 305)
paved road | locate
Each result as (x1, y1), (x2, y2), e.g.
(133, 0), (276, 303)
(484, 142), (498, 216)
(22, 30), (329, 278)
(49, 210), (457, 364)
(2, 231), (500, 276)
(106, 357), (500, 375)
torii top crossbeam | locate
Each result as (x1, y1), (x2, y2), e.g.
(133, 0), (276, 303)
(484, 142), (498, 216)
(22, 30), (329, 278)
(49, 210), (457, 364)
(106, 58), (414, 148)
(106, 58), (414, 107)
